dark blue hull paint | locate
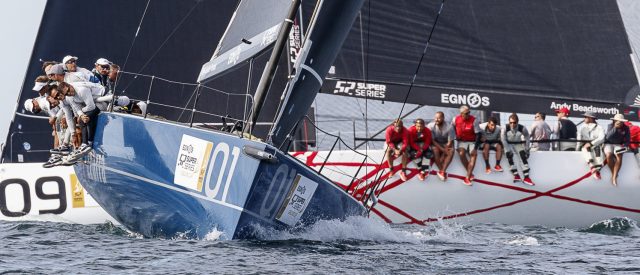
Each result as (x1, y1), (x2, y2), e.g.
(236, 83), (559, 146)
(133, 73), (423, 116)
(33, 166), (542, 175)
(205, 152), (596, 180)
(74, 113), (366, 239)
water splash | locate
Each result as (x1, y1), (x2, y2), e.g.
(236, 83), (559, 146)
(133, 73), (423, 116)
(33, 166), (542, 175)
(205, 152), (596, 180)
(579, 217), (638, 236)
(506, 235), (540, 246)
(203, 228), (225, 241)
(250, 216), (423, 243)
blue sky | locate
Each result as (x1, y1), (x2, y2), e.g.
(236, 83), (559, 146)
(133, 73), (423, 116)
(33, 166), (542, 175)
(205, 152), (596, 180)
(0, 1), (46, 151)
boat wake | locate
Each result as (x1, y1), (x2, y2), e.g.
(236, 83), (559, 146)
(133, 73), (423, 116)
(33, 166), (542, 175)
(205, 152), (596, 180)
(244, 216), (472, 244)
(579, 217), (639, 236)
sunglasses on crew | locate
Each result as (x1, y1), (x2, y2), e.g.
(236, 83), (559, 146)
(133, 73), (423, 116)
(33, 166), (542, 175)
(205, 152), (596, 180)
(100, 65), (110, 70)
(66, 60), (76, 64)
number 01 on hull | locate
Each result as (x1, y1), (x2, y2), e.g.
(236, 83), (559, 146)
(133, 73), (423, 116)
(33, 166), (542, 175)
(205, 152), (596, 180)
(74, 113), (366, 239)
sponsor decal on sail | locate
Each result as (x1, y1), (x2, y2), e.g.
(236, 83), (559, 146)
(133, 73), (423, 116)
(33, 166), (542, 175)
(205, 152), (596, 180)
(549, 102), (619, 115)
(333, 80), (386, 99)
(441, 92), (490, 108)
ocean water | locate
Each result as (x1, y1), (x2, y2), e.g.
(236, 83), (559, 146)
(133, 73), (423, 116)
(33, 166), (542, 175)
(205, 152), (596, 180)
(2, 217), (640, 274)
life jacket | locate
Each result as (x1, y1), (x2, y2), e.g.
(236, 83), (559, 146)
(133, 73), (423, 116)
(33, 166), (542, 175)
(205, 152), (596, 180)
(454, 115), (476, 142)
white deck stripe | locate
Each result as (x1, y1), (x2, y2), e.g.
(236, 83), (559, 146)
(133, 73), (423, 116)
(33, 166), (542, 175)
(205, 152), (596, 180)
(97, 164), (277, 225)
(100, 165), (244, 211)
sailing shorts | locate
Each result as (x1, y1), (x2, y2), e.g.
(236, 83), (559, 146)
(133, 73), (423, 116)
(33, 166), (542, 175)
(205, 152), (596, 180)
(408, 144), (433, 159)
(457, 141), (477, 152)
(482, 140), (502, 151)
(604, 144), (627, 155)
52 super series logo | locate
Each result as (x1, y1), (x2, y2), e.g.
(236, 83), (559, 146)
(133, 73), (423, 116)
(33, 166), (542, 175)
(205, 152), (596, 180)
(333, 81), (386, 99)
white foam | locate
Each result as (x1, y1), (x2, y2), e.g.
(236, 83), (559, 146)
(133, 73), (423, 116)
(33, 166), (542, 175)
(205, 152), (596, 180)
(203, 228), (225, 241)
(506, 235), (539, 246)
(251, 216), (411, 242)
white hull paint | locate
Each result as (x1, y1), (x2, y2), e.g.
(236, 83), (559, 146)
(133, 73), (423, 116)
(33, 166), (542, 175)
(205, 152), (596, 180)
(294, 150), (640, 227)
(0, 163), (116, 224)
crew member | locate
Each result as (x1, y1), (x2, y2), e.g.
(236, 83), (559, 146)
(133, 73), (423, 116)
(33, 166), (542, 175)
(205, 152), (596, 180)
(604, 114), (630, 186)
(427, 111), (454, 181)
(576, 111), (605, 180)
(452, 105), (480, 186)
(407, 119), (433, 181)
(385, 119), (409, 181)
(554, 107), (577, 151)
(501, 113), (534, 185)
(530, 112), (552, 151)
(479, 116), (503, 174)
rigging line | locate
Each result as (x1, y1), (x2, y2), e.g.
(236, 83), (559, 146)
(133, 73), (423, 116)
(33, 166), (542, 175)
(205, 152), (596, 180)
(120, 0), (151, 74)
(121, 1), (201, 92)
(365, 0), (446, 209)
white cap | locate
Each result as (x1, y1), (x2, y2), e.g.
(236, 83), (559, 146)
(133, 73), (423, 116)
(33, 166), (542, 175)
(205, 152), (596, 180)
(116, 96), (130, 107)
(46, 64), (65, 75)
(137, 101), (147, 115)
(62, 55), (78, 64)
(95, 58), (111, 66)
(612, 114), (628, 122)
(24, 99), (35, 113)
(36, 96), (50, 112)
(32, 81), (47, 92)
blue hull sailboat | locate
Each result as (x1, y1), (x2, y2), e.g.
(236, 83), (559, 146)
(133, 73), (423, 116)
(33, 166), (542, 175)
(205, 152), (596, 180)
(74, 0), (367, 239)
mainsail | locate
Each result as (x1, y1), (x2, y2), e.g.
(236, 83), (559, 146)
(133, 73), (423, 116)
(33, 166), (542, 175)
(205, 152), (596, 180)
(319, 0), (639, 120)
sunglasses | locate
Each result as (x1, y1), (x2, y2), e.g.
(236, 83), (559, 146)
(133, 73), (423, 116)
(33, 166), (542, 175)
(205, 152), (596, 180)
(100, 65), (111, 70)
(66, 60), (76, 64)
(509, 121), (517, 124)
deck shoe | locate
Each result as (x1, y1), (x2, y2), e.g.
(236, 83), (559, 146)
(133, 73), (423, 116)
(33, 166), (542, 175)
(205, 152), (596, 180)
(50, 144), (72, 155)
(513, 174), (522, 183)
(485, 166), (491, 174)
(592, 170), (601, 180)
(437, 170), (446, 181)
(43, 155), (63, 168)
(388, 169), (396, 179)
(494, 164), (503, 172)
(418, 172), (426, 181)
(399, 170), (408, 182)
(463, 177), (472, 186)
(523, 177), (535, 186)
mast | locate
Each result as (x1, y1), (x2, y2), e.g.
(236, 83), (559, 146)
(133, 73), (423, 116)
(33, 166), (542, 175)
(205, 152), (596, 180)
(269, 0), (366, 148)
(246, 0), (300, 134)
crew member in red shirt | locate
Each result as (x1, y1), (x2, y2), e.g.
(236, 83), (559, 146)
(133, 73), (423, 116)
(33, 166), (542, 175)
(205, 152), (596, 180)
(625, 121), (640, 170)
(385, 119), (409, 181)
(407, 119), (433, 181)
(452, 105), (481, 186)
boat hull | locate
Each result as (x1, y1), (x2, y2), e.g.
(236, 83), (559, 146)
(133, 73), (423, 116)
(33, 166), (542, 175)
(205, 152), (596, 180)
(294, 150), (640, 227)
(0, 163), (115, 224)
(74, 113), (365, 239)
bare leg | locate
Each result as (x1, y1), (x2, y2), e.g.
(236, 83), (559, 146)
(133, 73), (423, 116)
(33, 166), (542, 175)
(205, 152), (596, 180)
(495, 144), (503, 166)
(385, 147), (395, 170)
(612, 153), (623, 186)
(468, 149), (478, 178)
(443, 147), (454, 172)
(458, 148), (469, 170)
(401, 152), (408, 170)
(433, 147), (444, 171)
(606, 152), (615, 172)
(482, 143), (490, 167)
